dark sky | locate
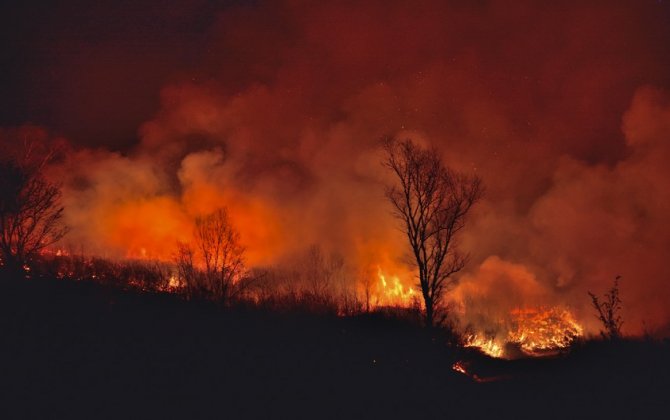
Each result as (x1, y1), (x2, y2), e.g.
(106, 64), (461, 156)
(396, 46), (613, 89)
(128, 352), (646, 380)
(2, 0), (670, 156)
(0, 0), (247, 149)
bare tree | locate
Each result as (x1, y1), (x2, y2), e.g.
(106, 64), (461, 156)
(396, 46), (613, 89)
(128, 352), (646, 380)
(176, 208), (245, 302)
(360, 267), (375, 313)
(175, 242), (199, 297)
(0, 141), (67, 274)
(383, 138), (483, 328)
(588, 276), (624, 340)
(302, 245), (344, 298)
(196, 208), (245, 301)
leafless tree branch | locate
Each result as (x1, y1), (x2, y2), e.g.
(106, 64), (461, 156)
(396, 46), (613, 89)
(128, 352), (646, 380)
(382, 138), (483, 327)
(0, 142), (68, 273)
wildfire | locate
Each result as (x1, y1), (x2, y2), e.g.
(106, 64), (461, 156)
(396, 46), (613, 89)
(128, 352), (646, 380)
(508, 307), (583, 354)
(375, 266), (418, 307)
(452, 360), (468, 375)
(36, 247), (583, 360)
(464, 306), (583, 358)
(451, 360), (505, 383)
(167, 274), (181, 289)
(464, 335), (505, 358)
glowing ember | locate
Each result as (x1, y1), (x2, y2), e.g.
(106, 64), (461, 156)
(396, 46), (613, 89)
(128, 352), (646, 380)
(167, 274), (181, 289)
(451, 360), (504, 383)
(452, 361), (468, 375)
(465, 306), (583, 358)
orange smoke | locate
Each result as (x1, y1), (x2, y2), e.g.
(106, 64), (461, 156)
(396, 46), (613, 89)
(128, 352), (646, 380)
(79, 180), (285, 265)
(6, 0), (669, 338)
(105, 197), (191, 259)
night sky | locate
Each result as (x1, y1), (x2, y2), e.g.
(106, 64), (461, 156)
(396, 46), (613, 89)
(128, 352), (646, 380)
(1, 1), (238, 149)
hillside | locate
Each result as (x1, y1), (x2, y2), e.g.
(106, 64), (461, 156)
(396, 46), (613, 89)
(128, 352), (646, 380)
(1, 275), (668, 419)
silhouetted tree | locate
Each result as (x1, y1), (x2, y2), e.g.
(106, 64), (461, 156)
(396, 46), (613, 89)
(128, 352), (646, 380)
(176, 242), (198, 296)
(383, 138), (483, 328)
(360, 267), (375, 313)
(302, 245), (344, 298)
(0, 141), (67, 274)
(588, 276), (624, 340)
(176, 208), (246, 302)
(196, 208), (245, 300)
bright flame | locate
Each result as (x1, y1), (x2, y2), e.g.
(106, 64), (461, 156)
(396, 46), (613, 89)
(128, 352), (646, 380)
(464, 335), (505, 358)
(465, 306), (583, 358)
(508, 307), (583, 354)
(375, 266), (418, 307)
(167, 274), (181, 289)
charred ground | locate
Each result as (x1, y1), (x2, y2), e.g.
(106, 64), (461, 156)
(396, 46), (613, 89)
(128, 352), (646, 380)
(1, 273), (668, 419)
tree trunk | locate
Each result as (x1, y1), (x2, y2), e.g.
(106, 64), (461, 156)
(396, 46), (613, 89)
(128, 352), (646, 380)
(425, 297), (434, 329)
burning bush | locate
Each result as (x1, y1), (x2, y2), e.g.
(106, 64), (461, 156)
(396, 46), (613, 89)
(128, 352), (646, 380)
(464, 306), (584, 358)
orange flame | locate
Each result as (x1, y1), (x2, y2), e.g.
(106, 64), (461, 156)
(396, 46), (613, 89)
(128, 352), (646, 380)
(374, 265), (418, 308)
(465, 306), (583, 358)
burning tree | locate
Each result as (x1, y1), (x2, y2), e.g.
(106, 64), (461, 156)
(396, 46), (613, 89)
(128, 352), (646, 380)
(0, 139), (68, 274)
(383, 139), (483, 328)
(176, 208), (246, 302)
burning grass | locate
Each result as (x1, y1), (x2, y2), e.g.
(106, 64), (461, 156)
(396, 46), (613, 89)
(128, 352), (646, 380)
(464, 307), (584, 359)
(27, 249), (587, 361)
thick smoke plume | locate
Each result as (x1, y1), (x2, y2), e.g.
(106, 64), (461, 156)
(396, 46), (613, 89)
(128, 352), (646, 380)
(6, 1), (670, 334)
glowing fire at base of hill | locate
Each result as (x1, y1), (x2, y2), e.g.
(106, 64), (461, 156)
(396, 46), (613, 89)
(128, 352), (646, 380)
(35, 249), (582, 359)
(464, 307), (584, 358)
(464, 336), (504, 358)
(451, 360), (509, 383)
(167, 274), (181, 289)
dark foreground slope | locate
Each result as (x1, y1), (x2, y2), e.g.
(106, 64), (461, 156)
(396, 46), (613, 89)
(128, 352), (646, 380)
(1, 275), (668, 419)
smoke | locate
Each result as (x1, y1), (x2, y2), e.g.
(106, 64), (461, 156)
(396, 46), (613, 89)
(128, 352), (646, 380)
(6, 1), (670, 334)
(457, 86), (670, 334)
